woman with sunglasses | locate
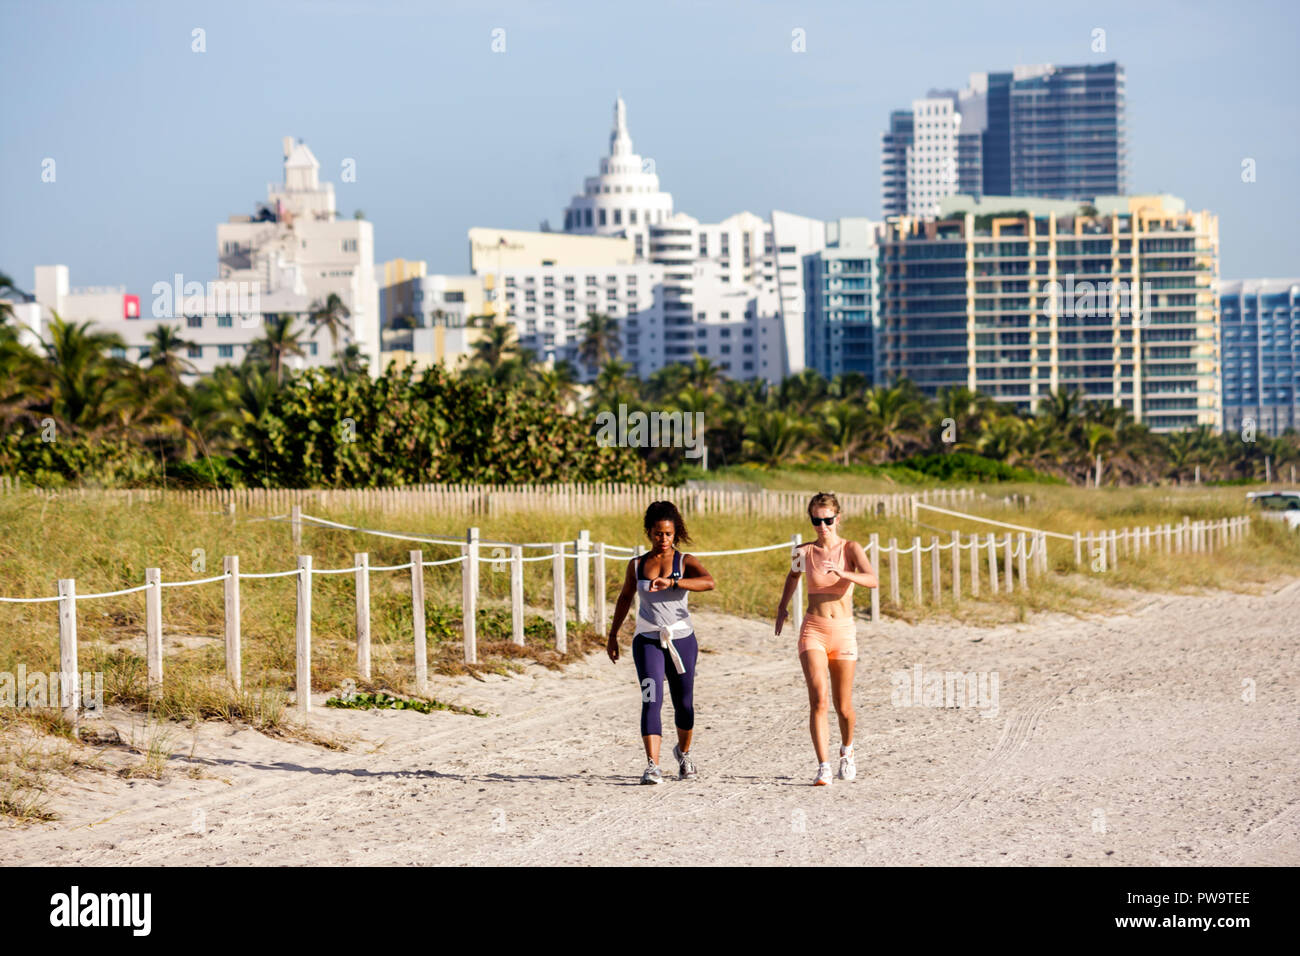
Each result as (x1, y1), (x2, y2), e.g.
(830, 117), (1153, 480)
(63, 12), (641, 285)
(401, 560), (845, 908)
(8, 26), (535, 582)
(775, 492), (877, 786)
(607, 500), (716, 785)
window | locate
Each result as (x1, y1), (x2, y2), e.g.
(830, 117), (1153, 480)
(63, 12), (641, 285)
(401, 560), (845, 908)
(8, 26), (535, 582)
(584, 209), (593, 227)
(598, 209), (607, 226)
(187, 315), (202, 328)
(218, 344), (234, 358)
(187, 345), (202, 358)
(342, 239), (357, 253)
(217, 314), (233, 328)
(110, 346), (125, 359)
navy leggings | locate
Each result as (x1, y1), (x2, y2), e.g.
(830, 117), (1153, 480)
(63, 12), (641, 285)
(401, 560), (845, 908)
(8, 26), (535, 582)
(632, 632), (698, 737)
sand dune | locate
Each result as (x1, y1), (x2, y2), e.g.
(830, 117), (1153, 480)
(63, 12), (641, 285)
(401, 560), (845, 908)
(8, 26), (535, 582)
(7, 581), (1299, 866)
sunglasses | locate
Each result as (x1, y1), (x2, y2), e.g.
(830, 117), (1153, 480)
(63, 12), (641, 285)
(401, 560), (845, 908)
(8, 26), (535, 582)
(810, 515), (837, 526)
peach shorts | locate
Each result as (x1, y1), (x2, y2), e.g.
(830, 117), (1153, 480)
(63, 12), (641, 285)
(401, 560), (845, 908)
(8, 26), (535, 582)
(797, 613), (858, 661)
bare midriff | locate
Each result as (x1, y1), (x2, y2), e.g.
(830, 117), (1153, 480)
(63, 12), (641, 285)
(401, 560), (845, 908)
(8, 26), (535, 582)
(807, 591), (854, 620)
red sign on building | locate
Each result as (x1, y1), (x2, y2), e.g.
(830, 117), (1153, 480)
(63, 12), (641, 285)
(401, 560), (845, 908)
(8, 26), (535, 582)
(123, 294), (140, 319)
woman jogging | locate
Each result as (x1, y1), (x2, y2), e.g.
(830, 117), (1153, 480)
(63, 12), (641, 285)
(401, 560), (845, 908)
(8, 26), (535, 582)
(775, 492), (877, 786)
(607, 500), (716, 785)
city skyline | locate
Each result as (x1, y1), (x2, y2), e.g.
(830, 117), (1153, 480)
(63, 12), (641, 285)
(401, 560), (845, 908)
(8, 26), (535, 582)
(2, 0), (1297, 300)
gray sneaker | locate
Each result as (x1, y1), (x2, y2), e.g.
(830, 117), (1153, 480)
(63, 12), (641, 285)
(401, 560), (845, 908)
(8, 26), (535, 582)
(640, 760), (664, 785)
(673, 744), (697, 780)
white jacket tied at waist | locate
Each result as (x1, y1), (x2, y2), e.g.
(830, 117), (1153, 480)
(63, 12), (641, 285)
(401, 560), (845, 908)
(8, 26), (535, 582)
(635, 615), (692, 674)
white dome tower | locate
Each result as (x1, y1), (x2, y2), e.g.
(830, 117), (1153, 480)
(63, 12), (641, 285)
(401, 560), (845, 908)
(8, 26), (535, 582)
(563, 96), (673, 239)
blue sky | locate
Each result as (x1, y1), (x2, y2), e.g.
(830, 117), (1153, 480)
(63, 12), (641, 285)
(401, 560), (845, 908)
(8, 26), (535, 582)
(2, 0), (1297, 298)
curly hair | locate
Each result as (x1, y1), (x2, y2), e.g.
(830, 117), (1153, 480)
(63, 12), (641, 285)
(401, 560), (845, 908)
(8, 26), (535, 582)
(644, 500), (691, 545)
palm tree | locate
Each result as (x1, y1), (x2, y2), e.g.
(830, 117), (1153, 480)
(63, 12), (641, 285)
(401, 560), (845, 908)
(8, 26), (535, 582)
(741, 408), (814, 466)
(0, 271), (26, 323)
(684, 354), (724, 397)
(591, 358), (637, 411)
(42, 313), (130, 433)
(817, 399), (873, 466)
(144, 323), (196, 380)
(247, 314), (307, 385)
(865, 382), (926, 461)
(579, 312), (621, 371)
(336, 343), (369, 378)
(932, 386), (996, 453)
(469, 319), (525, 385)
(308, 293), (352, 371)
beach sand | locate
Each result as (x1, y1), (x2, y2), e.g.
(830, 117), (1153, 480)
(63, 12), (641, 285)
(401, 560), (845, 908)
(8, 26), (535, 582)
(7, 580), (1298, 866)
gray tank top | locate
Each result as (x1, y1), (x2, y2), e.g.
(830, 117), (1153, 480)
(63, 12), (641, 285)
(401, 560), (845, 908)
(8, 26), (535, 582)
(635, 550), (692, 633)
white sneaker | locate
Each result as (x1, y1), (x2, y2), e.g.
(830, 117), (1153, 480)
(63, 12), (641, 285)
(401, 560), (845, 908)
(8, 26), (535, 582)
(838, 747), (856, 781)
(814, 762), (833, 786)
(640, 761), (663, 785)
(673, 744), (697, 780)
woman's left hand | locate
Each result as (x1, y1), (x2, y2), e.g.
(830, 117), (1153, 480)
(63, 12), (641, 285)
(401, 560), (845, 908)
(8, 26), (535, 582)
(649, 576), (672, 591)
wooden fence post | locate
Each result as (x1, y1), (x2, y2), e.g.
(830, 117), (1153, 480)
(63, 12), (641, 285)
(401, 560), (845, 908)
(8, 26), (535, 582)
(911, 537), (923, 605)
(888, 538), (900, 605)
(296, 555), (311, 713)
(510, 545), (525, 646)
(791, 534), (804, 632)
(1017, 533), (1027, 589)
(464, 537), (479, 664)
(224, 556), (241, 692)
(987, 534), (999, 594)
(870, 533), (880, 621)
(1003, 534), (1013, 594)
(594, 541), (607, 638)
(1073, 531), (1082, 568)
(576, 530), (590, 623)
(552, 543), (567, 655)
(1109, 530), (1118, 571)
(58, 578), (78, 727)
(410, 550), (427, 688)
(931, 536), (941, 605)
(146, 567), (162, 696)
(951, 532), (961, 604)
(355, 553), (371, 680)
(970, 534), (980, 597)
(291, 504), (302, 550)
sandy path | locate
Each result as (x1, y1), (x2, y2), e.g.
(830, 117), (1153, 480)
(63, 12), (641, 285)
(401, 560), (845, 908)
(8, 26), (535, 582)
(7, 581), (1298, 866)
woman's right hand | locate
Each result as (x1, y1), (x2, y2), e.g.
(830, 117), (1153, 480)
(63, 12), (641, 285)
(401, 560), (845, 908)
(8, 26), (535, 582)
(774, 606), (787, 636)
(606, 634), (620, 663)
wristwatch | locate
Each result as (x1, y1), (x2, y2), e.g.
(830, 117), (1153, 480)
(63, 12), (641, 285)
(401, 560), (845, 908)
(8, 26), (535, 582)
(670, 571), (681, 590)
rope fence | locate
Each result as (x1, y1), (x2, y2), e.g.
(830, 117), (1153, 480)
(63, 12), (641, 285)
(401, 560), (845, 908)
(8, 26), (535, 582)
(1, 498), (1251, 727)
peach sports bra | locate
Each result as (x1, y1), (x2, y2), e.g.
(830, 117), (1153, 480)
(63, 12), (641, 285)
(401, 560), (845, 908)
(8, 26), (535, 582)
(805, 540), (853, 596)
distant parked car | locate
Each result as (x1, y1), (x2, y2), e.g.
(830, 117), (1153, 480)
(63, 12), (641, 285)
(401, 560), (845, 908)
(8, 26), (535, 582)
(1246, 491), (1300, 531)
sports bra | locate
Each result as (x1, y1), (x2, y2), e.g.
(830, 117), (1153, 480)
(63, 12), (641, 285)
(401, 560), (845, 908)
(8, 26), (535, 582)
(805, 540), (853, 597)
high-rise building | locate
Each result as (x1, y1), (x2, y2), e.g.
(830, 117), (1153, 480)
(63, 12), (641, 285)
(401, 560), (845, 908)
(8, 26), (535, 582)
(805, 219), (881, 381)
(550, 99), (797, 382)
(1010, 62), (1127, 199)
(875, 194), (1220, 433)
(881, 63), (1127, 214)
(1219, 279), (1300, 435)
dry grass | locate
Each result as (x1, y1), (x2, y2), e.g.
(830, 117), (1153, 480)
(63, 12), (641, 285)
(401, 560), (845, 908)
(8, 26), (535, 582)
(1, 484), (1296, 819)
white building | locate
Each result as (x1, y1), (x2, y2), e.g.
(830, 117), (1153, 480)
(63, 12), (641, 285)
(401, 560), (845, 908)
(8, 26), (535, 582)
(563, 96), (674, 242)
(501, 262), (665, 379)
(216, 137), (380, 372)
